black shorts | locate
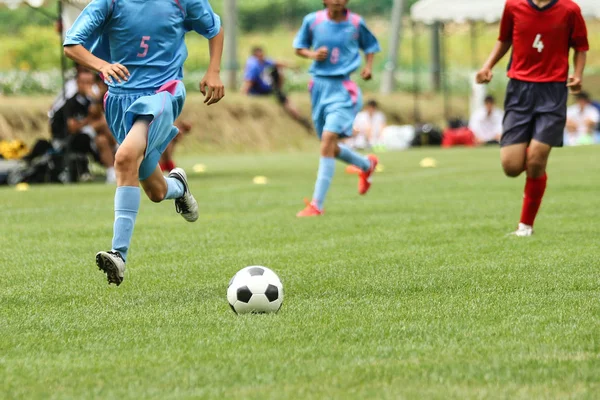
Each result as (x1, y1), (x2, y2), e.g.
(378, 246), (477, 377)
(501, 79), (567, 148)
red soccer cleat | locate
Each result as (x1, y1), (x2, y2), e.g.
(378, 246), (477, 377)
(296, 199), (323, 217)
(358, 155), (378, 195)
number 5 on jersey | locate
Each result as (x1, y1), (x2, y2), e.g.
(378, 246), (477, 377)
(138, 36), (151, 58)
(532, 34), (544, 53)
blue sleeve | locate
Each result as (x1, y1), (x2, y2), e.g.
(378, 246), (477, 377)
(244, 60), (259, 81)
(293, 15), (313, 49)
(185, 0), (222, 39)
(358, 19), (381, 54)
(63, 0), (111, 47)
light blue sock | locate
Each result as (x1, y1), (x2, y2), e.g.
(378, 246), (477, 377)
(164, 177), (184, 200)
(337, 145), (371, 172)
(312, 157), (335, 210)
(111, 186), (141, 262)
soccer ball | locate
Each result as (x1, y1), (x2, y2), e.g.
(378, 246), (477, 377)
(227, 266), (284, 314)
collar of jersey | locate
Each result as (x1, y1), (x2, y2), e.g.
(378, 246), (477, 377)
(527, 0), (559, 12)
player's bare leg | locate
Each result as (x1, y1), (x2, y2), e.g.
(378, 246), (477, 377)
(500, 143), (528, 177)
(297, 131), (338, 217)
(96, 117), (149, 285)
(141, 166), (199, 222)
(503, 140), (551, 237)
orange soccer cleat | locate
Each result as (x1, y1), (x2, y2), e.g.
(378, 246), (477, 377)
(358, 155), (379, 195)
(296, 199), (324, 217)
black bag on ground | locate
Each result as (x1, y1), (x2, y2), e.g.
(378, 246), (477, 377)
(411, 124), (443, 147)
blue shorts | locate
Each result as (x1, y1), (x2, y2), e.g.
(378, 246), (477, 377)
(104, 80), (186, 180)
(309, 76), (363, 139)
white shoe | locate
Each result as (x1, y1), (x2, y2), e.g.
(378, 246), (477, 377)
(105, 167), (116, 184)
(509, 223), (534, 237)
(168, 168), (199, 222)
(95, 251), (126, 286)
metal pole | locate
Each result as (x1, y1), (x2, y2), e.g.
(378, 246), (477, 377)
(223, 0), (238, 90)
(380, 0), (403, 94)
(440, 23), (450, 120)
(431, 21), (441, 92)
(470, 21), (478, 70)
(58, 1), (67, 101)
(412, 21), (421, 124)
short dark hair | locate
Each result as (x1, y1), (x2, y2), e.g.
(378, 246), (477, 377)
(484, 95), (495, 104)
(575, 91), (591, 102)
(366, 100), (378, 108)
(251, 46), (263, 55)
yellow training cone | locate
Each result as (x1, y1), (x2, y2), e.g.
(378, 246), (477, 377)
(193, 164), (206, 173)
(253, 176), (268, 185)
(419, 157), (437, 168)
(15, 183), (30, 191)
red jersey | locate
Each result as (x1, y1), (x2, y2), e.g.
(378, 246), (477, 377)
(499, 0), (589, 83)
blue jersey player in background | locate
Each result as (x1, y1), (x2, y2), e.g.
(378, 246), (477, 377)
(63, 0), (225, 286)
(293, 0), (380, 217)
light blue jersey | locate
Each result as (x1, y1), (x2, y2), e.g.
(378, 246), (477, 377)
(293, 9), (380, 78)
(64, 0), (221, 90)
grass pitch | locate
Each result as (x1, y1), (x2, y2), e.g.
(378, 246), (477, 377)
(1, 146), (599, 399)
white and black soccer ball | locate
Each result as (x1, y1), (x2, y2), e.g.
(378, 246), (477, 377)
(227, 266), (283, 314)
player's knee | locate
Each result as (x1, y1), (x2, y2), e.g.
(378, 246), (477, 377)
(502, 161), (524, 178)
(526, 157), (546, 177)
(114, 148), (138, 173)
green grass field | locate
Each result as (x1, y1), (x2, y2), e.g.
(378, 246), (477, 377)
(1, 146), (599, 399)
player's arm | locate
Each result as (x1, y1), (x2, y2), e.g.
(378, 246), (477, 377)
(358, 18), (381, 81)
(63, 0), (129, 83)
(567, 51), (587, 94)
(186, 0), (224, 105)
(293, 15), (328, 61)
(64, 45), (129, 84)
(567, 8), (590, 94)
(476, 5), (513, 84)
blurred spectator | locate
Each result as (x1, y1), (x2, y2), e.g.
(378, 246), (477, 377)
(241, 46), (312, 132)
(160, 120), (192, 172)
(25, 69), (116, 183)
(566, 92), (599, 146)
(350, 100), (386, 149)
(469, 95), (503, 145)
(592, 99), (600, 143)
(63, 70), (116, 183)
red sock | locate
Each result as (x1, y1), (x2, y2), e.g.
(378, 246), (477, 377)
(520, 173), (547, 226)
(159, 162), (168, 172)
(166, 160), (176, 171)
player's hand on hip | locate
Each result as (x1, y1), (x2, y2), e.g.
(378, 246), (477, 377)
(567, 75), (582, 94)
(475, 68), (493, 84)
(99, 63), (130, 84)
(200, 71), (225, 105)
(313, 47), (329, 62)
(361, 67), (373, 81)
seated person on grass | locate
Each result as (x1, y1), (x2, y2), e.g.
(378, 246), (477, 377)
(565, 92), (599, 146)
(469, 95), (504, 145)
(64, 69), (116, 183)
(241, 46), (312, 132)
